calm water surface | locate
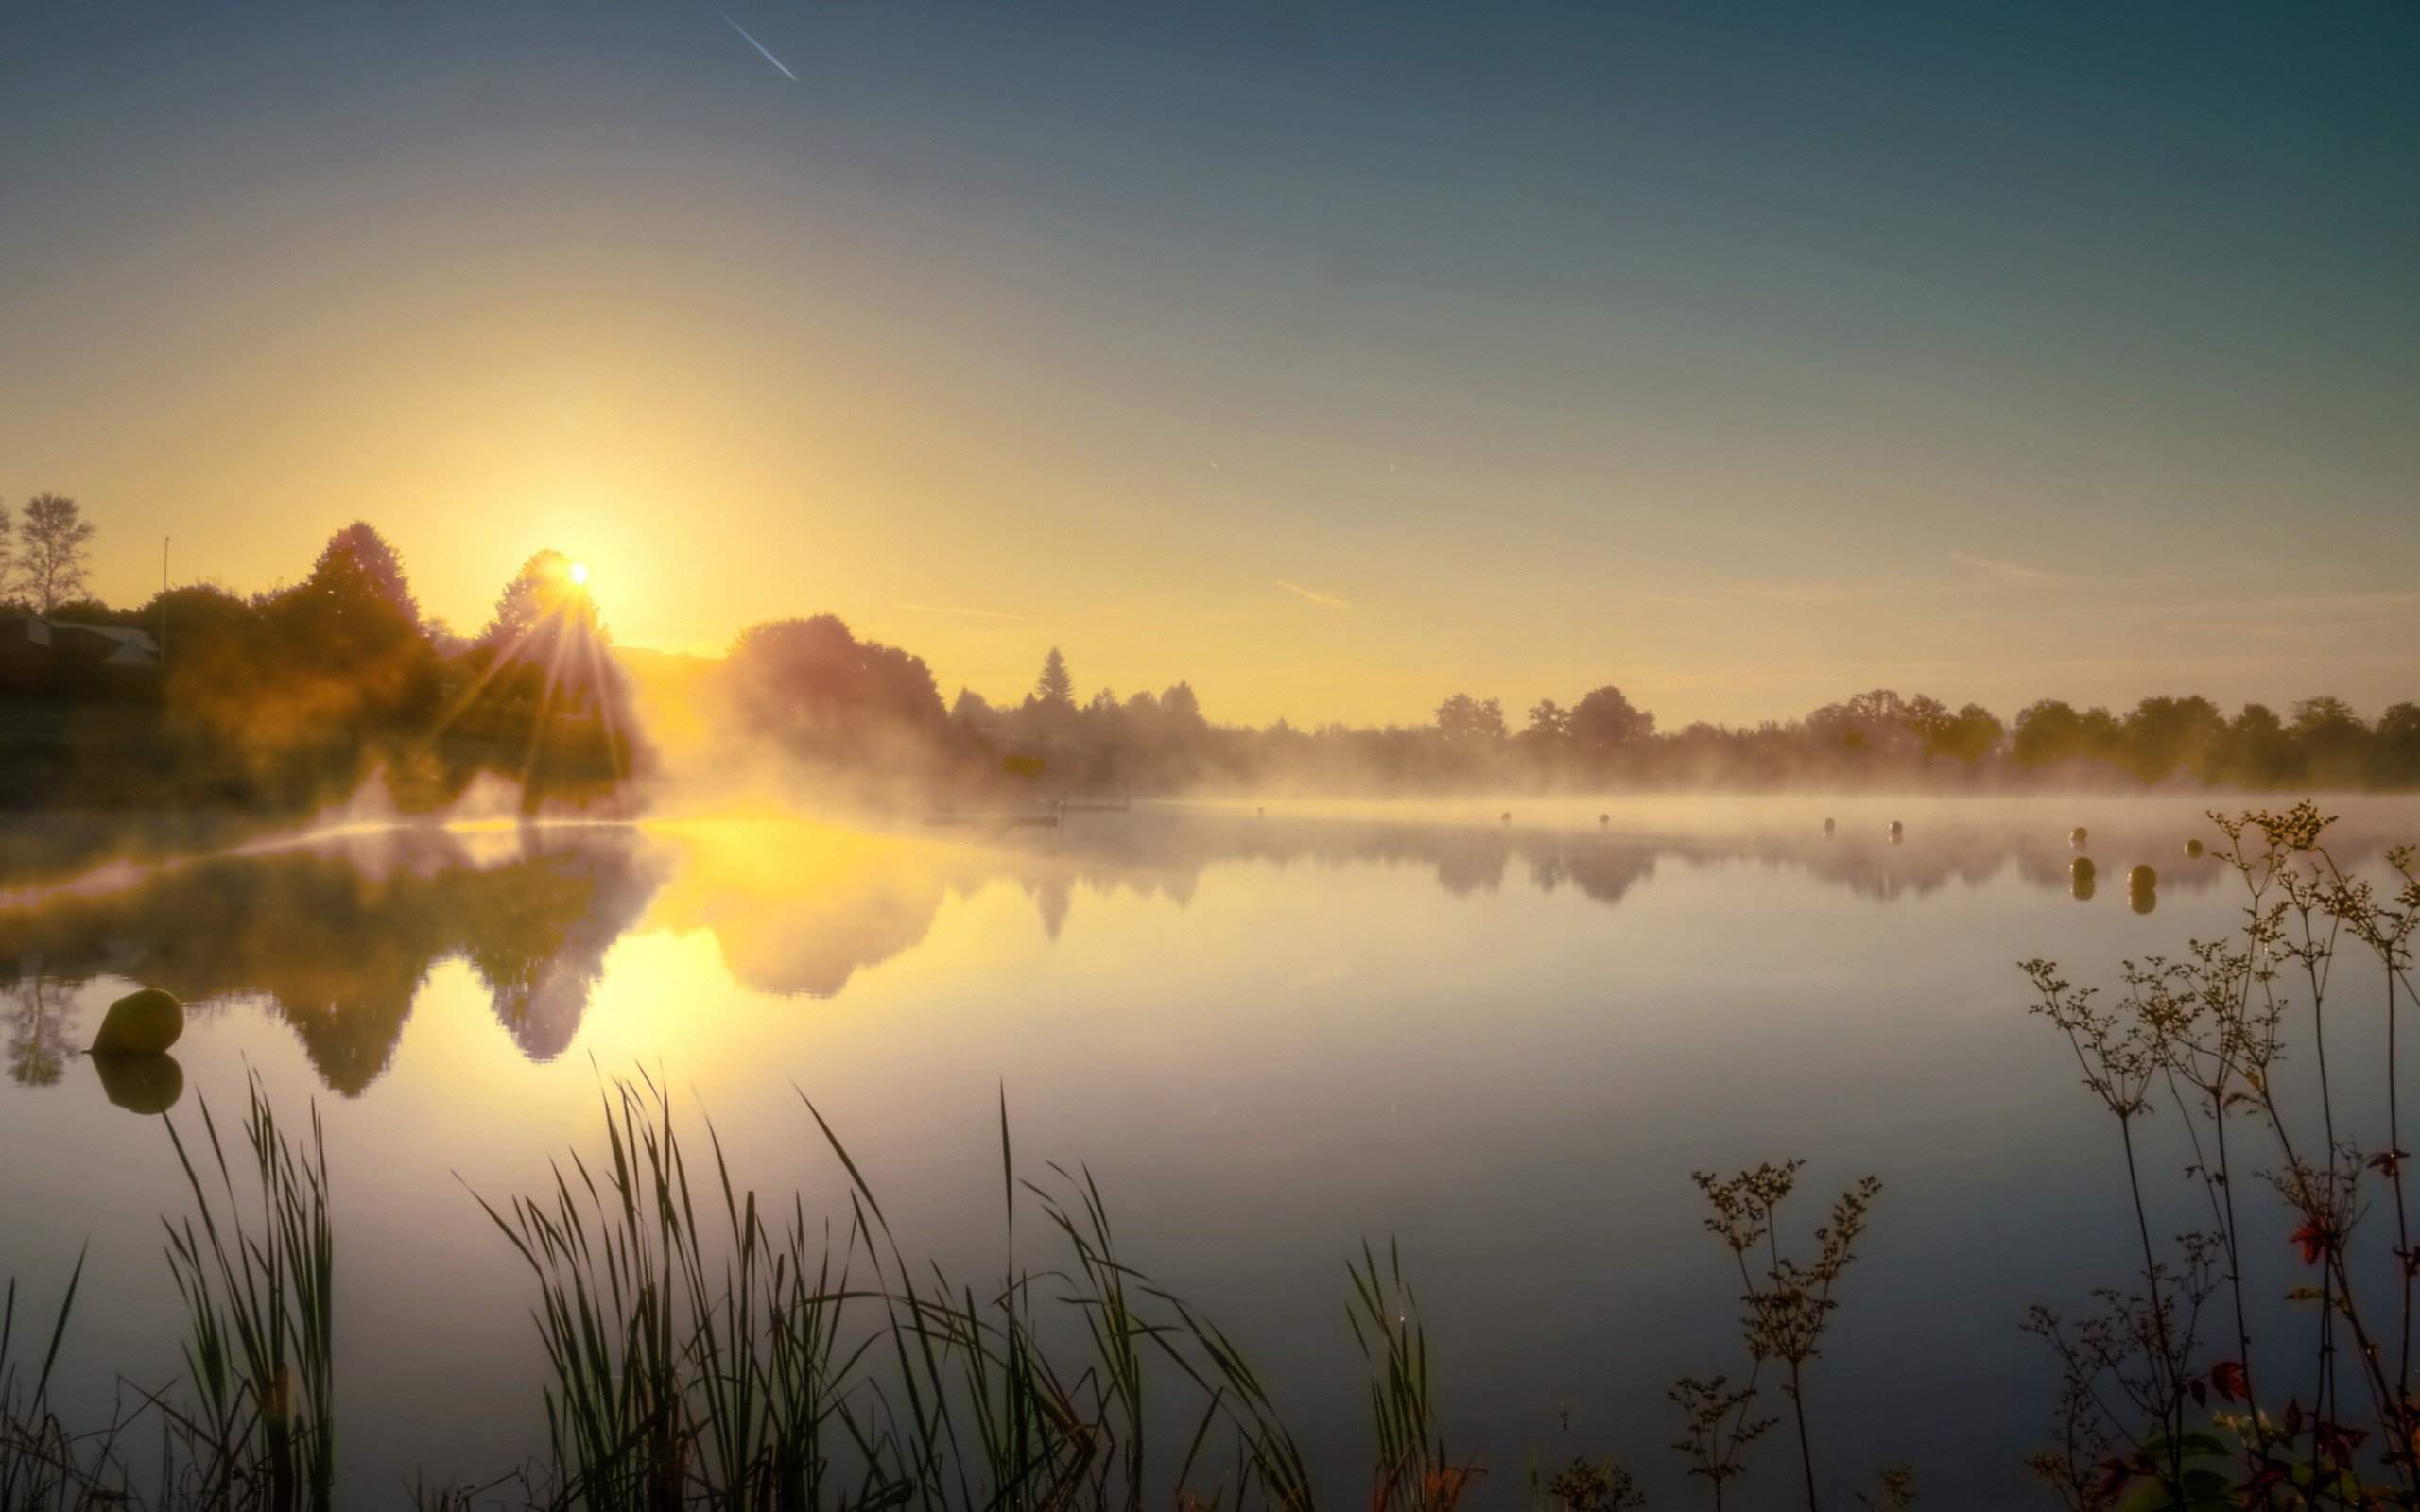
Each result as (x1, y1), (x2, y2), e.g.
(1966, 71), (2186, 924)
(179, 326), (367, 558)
(4, 796), (2417, 1504)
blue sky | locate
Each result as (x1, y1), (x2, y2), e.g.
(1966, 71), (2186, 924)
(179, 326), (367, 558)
(3, 0), (2413, 724)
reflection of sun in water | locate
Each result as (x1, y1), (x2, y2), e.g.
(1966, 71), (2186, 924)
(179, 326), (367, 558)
(568, 561), (591, 586)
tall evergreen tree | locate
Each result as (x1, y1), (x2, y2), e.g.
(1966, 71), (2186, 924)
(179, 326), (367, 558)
(1034, 645), (1074, 707)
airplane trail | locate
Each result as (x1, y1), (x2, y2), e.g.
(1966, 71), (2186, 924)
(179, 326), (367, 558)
(719, 12), (798, 82)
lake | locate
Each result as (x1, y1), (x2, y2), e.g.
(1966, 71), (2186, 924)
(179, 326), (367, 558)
(4, 795), (2417, 1506)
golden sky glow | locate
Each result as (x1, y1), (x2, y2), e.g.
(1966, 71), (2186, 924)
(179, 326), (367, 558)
(5, 4), (2415, 728)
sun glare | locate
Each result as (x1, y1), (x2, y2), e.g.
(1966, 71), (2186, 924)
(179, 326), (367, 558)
(569, 561), (590, 586)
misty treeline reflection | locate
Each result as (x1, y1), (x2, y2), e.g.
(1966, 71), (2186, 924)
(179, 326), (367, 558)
(8, 805), (2410, 1097)
(1, 828), (658, 1091)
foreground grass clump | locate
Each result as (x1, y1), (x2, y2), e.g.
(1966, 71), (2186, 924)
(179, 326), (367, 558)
(470, 1074), (1317, 1512)
(0, 1070), (1895, 1510)
(2, 1074), (335, 1512)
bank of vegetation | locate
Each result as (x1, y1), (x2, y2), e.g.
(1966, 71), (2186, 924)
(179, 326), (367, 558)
(6, 498), (2417, 835)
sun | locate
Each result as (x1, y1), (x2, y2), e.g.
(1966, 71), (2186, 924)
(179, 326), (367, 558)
(568, 561), (590, 586)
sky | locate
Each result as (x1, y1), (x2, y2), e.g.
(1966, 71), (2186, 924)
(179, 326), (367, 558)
(2, 0), (2414, 729)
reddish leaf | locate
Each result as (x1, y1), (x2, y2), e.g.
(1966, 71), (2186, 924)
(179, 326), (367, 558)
(2093, 1456), (2134, 1502)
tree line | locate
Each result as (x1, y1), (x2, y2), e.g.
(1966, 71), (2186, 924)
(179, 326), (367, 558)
(7, 495), (2413, 806)
(0, 513), (641, 814)
(706, 627), (2420, 794)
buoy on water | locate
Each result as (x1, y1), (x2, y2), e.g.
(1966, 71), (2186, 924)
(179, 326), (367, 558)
(2185, 838), (2204, 859)
(2127, 864), (2158, 914)
(89, 988), (184, 1057)
(1599, 814), (1609, 828)
(2071, 859), (2098, 902)
(1888, 819), (1904, 843)
(1823, 817), (1836, 835)
(2070, 826), (2089, 848)
(86, 987), (187, 1116)
(1501, 812), (1512, 825)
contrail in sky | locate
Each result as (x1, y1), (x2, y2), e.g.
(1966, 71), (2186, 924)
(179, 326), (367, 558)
(1274, 578), (1351, 610)
(719, 12), (798, 82)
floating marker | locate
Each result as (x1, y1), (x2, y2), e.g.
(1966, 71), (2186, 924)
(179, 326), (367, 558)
(1599, 814), (1609, 827)
(2185, 838), (2204, 859)
(2070, 826), (2088, 847)
(1823, 816), (1836, 835)
(2129, 864), (2157, 893)
(89, 988), (184, 1057)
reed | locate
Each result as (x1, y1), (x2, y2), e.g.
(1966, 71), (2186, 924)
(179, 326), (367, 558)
(0, 1248), (87, 1511)
(1349, 1240), (1467, 1512)
(0, 1065), (1924, 1509)
(470, 1074), (1320, 1512)
(160, 1071), (338, 1512)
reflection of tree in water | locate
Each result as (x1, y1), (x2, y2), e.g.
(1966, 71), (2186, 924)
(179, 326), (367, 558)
(458, 837), (658, 1059)
(1028, 875), (1073, 941)
(4, 973), (74, 1086)
(641, 826), (960, 997)
(1026, 803), (2417, 915)
(4, 806), (2411, 1092)
(1560, 848), (1659, 904)
(1433, 838), (1508, 897)
(0, 828), (664, 1093)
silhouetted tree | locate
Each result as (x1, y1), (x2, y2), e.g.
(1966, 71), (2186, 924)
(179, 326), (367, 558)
(1435, 693), (1506, 743)
(1570, 685), (1653, 749)
(951, 687), (997, 730)
(2013, 699), (2119, 769)
(2119, 695), (2226, 782)
(1918, 701), (2005, 765)
(2221, 703), (2293, 786)
(724, 615), (947, 764)
(1524, 698), (1571, 743)
(2291, 696), (2371, 787)
(1034, 646), (1075, 707)
(481, 550), (596, 652)
(2377, 703), (2420, 785)
(141, 581), (256, 670)
(307, 521), (421, 627)
(15, 493), (95, 612)
(455, 550), (641, 803)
